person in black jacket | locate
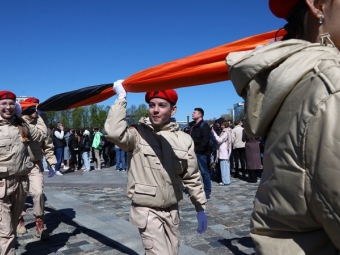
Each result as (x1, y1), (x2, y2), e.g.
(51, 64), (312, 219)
(68, 128), (79, 171)
(189, 107), (212, 199)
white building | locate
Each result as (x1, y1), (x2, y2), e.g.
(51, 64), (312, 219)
(16, 96), (32, 102)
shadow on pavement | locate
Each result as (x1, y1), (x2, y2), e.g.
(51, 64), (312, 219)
(218, 237), (255, 255)
(19, 205), (138, 255)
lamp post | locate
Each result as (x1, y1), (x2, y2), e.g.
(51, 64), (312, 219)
(186, 113), (190, 125)
(227, 108), (234, 123)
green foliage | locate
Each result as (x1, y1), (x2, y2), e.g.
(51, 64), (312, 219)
(127, 103), (149, 125)
(46, 104), (108, 129)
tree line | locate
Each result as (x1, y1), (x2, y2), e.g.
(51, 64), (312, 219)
(46, 102), (244, 129)
(46, 103), (149, 129)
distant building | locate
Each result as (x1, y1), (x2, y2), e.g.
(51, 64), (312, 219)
(177, 121), (188, 130)
(16, 96), (32, 102)
(233, 102), (244, 121)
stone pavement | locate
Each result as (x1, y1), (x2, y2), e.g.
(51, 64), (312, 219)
(16, 166), (259, 255)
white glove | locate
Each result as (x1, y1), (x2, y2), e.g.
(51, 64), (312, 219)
(197, 211), (208, 234)
(48, 167), (55, 178)
(15, 102), (22, 116)
(113, 79), (126, 99)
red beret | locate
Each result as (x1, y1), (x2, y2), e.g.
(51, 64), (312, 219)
(19, 101), (38, 111)
(145, 90), (178, 105)
(24, 97), (40, 104)
(269, 0), (300, 19)
(0, 90), (16, 101)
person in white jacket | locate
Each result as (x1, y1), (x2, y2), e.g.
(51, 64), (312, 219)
(212, 122), (232, 185)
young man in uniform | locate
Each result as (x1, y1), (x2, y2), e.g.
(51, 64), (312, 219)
(104, 81), (208, 255)
(0, 91), (46, 255)
(16, 97), (57, 239)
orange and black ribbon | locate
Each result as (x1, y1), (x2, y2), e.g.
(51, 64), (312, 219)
(38, 29), (286, 111)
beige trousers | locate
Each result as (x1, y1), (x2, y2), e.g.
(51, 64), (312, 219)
(0, 175), (28, 255)
(130, 204), (180, 255)
(94, 149), (101, 169)
(20, 161), (45, 219)
(28, 162), (44, 217)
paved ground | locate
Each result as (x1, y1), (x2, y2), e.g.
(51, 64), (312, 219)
(16, 165), (259, 255)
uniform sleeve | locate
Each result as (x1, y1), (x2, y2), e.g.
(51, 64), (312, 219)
(42, 137), (57, 167)
(104, 98), (137, 152)
(305, 92), (340, 249)
(181, 137), (206, 212)
(24, 115), (49, 144)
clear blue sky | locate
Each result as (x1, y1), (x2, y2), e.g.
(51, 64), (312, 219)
(1, 1), (285, 121)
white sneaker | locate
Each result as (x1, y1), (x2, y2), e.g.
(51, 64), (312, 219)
(63, 166), (69, 170)
(56, 171), (63, 176)
(44, 169), (49, 172)
(95, 168), (101, 170)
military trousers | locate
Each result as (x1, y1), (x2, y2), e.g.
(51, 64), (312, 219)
(0, 175), (28, 255)
(21, 162), (44, 218)
(130, 203), (180, 255)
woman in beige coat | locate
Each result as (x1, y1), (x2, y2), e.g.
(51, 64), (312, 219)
(227, 0), (340, 254)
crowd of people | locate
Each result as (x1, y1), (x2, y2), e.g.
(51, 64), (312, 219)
(2, 0), (340, 254)
(45, 124), (126, 175)
(183, 116), (263, 188)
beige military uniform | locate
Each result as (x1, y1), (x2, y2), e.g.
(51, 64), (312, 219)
(105, 99), (206, 255)
(21, 115), (56, 218)
(0, 115), (45, 255)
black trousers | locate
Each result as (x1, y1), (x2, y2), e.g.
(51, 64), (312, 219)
(233, 147), (245, 177)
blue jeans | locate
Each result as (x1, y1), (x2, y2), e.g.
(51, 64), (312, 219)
(196, 153), (211, 196)
(55, 147), (64, 171)
(82, 151), (91, 170)
(115, 147), (126, 170)
(220, 159), (231, 185)
(42, 156), (48, 170)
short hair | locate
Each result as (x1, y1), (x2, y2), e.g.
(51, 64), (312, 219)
(93, 127), (99, 131)
(222, 121), (230, 128)
(194, 107), (204, 117)
(234, 120), (242, 125)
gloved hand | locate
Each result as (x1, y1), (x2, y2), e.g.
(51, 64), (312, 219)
(48, 167), (55, 178)
(15, 102), (22, 117)
(197, 211), (208, 234)
(113, 79), (126, 99)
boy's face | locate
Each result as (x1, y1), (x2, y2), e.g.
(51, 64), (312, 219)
(149, 98), (176, 127)
(0, 99), (15, 119)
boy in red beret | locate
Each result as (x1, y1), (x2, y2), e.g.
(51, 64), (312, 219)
(17, 98), (56, 239)
(0, 90), (47, 254)
(104, 81), (207, 255)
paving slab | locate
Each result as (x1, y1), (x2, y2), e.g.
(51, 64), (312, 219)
(17, 165), (258, 255)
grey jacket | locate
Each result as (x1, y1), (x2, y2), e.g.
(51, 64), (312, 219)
(227, 39), (340, 254)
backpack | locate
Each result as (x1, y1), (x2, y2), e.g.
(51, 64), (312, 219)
(100, 135), (106, 147)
